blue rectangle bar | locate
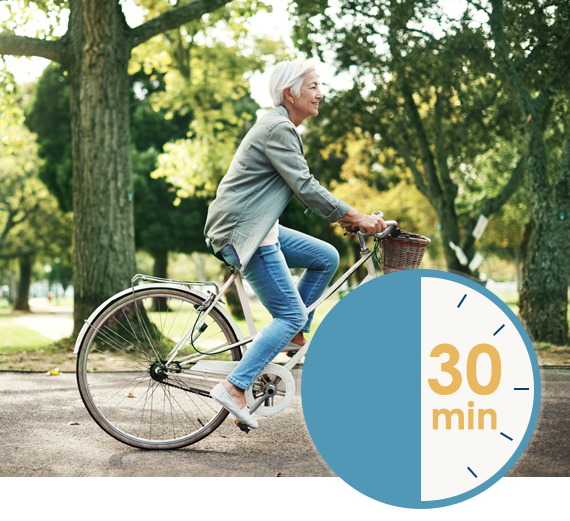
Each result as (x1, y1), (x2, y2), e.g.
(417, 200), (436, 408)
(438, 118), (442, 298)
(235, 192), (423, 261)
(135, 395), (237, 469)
(457, 294), (467, 308)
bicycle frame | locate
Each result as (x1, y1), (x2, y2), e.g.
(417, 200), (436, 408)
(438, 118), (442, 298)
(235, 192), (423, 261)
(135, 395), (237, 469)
(156, 227), (395, 385)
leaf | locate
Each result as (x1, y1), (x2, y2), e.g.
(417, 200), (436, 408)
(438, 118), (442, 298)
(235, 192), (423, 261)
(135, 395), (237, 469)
(47, 368), (60, 375)
(68, 421), (80, 425)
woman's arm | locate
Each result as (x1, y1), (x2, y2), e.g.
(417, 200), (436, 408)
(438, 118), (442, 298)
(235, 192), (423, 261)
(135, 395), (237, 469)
(265, 122), (385, 234)
(265, 123), (349, 223)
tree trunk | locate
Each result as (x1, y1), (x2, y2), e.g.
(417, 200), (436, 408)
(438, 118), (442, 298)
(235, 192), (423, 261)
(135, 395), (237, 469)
(437, 201), (471, 275)
(516, 117), (569, 343)
(153, 250), (168, 279)
(518, 213), (569, 344)
(14, 255), (32, 311)
(519, 115), (570, 344)
(152, 250), (169, 311)
(68, 0), (136, 336)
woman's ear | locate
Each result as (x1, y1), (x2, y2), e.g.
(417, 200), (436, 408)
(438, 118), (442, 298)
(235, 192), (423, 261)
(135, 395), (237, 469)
(284, 87), (293, 103)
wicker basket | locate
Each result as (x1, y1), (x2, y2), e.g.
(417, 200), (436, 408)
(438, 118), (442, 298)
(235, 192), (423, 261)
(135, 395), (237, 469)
(380, 231), (431, 274)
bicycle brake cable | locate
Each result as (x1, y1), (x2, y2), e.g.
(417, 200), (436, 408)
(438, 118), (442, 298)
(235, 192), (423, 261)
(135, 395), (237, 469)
(188, 306), (240, 356)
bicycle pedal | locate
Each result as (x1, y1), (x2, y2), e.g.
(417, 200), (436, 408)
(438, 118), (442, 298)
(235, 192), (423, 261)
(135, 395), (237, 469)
(235, 419), (250, 434)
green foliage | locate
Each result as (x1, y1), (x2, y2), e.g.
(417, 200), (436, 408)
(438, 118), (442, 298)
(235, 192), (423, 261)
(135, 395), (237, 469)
(25, 64), (72, 212)
(21, 2), (286, 264)
(132, 146), (210, 256)
(0, 0), (67, 39)
(0, 108), (48, 253)
(289, 0), (569, 276)
(292, 0), (517, 202)
(131, 25), (282, 200)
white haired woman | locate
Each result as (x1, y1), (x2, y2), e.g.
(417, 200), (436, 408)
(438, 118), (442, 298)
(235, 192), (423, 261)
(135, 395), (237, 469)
(205, 60), (386, 428)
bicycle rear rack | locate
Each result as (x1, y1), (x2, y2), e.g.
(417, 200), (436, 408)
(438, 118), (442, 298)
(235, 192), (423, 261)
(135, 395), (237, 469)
(131, 274), (220, 294)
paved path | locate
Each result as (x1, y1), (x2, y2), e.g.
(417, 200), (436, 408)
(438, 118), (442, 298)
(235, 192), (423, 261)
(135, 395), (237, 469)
(0, 367), (568, 477)
(507, 367), (570, 477)
(12, 313), (73, 341)
(0, 368), (332, 477)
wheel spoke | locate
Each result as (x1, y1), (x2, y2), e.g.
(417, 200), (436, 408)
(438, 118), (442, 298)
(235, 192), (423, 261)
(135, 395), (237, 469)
(77, 287), (240, 449)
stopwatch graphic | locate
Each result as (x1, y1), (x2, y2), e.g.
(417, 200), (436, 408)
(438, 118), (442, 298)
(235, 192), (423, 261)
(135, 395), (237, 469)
(302, 269), (540, 509)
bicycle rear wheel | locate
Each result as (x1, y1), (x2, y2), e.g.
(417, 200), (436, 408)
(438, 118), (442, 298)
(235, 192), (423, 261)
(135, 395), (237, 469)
(76, 285), (241, 449)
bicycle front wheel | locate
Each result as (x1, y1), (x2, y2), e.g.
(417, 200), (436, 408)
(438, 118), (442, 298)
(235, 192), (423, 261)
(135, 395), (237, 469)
(76, 285), (241, 449)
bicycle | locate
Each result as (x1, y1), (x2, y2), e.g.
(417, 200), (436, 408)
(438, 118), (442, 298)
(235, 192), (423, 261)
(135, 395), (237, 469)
(74, 215), (417, 450)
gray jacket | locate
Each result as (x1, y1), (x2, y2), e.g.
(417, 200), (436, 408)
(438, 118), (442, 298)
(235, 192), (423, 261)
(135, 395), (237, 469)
(204, 105), (350, 270)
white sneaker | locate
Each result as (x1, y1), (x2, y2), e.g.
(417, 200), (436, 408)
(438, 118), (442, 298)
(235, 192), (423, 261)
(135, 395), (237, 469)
(210, 383), (259, 429)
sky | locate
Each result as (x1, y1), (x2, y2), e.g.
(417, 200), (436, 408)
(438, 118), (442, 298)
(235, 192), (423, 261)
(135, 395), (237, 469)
(1, 0), (347, 110)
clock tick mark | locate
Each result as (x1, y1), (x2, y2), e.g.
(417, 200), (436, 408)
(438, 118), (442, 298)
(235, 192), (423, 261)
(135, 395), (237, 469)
(514, 387), (529, 390)
(457, 294), (467, 308)
(493, 324), (505, 336)
(467, 467), (477, 478)
(500, 432), (513, 441)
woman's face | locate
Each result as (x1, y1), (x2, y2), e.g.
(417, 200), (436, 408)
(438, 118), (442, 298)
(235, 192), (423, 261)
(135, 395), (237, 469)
(287, 71), (323, 122)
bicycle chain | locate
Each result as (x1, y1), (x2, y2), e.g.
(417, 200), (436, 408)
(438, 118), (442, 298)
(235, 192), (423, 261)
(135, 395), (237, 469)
(157, 374), (212, 398)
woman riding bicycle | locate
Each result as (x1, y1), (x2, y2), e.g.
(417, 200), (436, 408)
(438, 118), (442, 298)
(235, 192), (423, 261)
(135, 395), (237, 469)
(204, 60), (386, 429)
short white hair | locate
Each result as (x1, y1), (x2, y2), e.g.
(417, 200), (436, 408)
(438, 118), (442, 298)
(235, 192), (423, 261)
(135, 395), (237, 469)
(269, 60), (316, 107)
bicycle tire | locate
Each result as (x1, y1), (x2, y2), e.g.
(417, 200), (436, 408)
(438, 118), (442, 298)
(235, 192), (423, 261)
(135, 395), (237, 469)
(76, 285), (241, 450)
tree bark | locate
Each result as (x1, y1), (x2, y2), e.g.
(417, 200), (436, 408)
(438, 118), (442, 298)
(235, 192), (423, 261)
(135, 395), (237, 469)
(67, 0), (136, 335)
(518, 111), (570, 343)
(14, 255), (32, 312)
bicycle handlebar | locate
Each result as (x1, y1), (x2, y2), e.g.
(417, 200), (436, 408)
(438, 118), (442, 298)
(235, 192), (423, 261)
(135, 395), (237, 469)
(374, 220), (398, 239)
(355, 221), (398, 239)
(342, 210), (399, 239)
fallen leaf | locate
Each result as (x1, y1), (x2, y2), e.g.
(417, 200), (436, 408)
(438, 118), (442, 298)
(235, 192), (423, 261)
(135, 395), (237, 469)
(47, 368), (60, 376)
(126, 393), (136, 398)
(275, 472), (283, 477)
(69, 421), (80, 425)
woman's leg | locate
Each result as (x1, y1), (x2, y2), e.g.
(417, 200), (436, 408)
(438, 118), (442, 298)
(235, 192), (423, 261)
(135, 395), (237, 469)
(224, 243), (308, 392)
(277, 225), (339, 334)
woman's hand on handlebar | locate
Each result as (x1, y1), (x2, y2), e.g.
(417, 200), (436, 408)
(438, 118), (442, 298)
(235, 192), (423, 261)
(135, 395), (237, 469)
(337, 207), (387, 235)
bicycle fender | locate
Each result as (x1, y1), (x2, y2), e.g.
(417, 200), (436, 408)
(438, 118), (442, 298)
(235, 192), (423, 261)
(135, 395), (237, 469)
(73, 283), (244, 354)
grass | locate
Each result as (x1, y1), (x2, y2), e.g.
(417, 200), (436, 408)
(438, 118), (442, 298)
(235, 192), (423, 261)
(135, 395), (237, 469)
(0, 312), (75, 371)
(0, 314), (53, 352)
(1, 290), (570, 369)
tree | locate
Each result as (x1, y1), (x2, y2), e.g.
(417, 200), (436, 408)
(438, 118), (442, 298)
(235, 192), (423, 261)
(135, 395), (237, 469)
(464, 0), (570, 343)
(0, 93), (71, 311)
(0, 115), (46, 257)
(27, 37), (266, 284)
(291, 0), (526, 277)
(0, 0), (244, 335)
(4, 196), (73, 311)
(24, 64), (73, 213)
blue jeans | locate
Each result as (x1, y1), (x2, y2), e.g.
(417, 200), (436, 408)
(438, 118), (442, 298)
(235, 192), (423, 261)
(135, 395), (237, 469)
(220, 225), (339, 390)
